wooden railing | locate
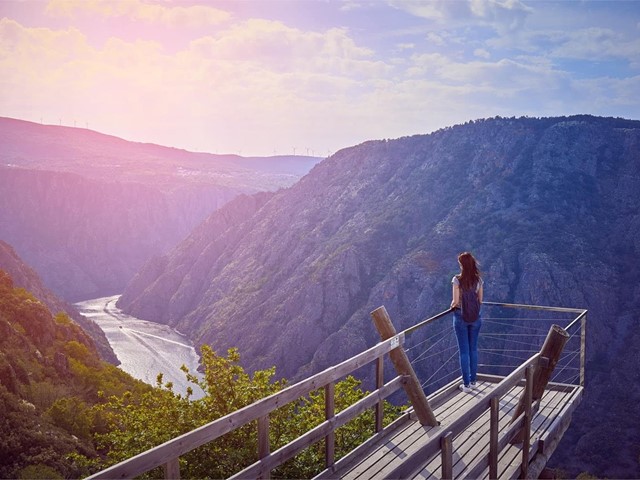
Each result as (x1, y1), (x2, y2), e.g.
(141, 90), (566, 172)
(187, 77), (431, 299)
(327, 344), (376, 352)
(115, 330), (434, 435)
(87, 302), (587, 479)
(87, 331), (409, 479)
(383, 302), (587, 479)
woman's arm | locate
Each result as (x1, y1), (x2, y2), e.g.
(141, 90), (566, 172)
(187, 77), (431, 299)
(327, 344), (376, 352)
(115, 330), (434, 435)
(451, 284), (460, 308)
(478, 284), (484, 303)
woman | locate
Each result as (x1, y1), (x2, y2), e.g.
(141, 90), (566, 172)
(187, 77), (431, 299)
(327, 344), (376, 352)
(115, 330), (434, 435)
(451, 252), (483, 393)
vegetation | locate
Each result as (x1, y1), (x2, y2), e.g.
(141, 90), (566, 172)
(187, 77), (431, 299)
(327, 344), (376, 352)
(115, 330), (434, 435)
(0, 269), (402, 478)
(94, 345), (401, 479)
(0, 269), (149, 479)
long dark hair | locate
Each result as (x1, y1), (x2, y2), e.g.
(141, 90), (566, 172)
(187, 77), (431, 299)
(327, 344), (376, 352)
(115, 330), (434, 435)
(457, 252), (481, 291)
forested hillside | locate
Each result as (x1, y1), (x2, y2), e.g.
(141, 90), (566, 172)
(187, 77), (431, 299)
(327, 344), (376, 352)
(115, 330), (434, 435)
(0, 240), (116, 363)
(0, 267), (398, 478)
(0, 268), (150, 478)
(119, 115), (640, 478)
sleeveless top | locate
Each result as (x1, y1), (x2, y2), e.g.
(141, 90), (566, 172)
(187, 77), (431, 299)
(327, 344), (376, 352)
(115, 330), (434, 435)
(452, 276), (483, 292)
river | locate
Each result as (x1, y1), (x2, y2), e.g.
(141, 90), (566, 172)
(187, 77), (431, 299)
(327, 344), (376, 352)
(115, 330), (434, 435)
(75, 295), (204, 398)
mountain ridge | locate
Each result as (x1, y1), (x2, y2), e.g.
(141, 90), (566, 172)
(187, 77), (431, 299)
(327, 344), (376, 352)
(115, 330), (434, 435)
(0, 116), (320, 190)
(118, 114), (640, 477)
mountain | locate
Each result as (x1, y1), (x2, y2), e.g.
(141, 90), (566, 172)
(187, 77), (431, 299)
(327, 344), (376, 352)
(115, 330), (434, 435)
(0, 117), (319, 191)
(118, 115), (640, 478)
(0, 240), (117, 363)
(0, 117), (320, 301)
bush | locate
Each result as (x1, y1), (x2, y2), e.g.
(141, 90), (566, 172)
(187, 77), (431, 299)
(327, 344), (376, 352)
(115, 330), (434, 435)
(47, 397), (92, 440)
(17, 464), (64, 480)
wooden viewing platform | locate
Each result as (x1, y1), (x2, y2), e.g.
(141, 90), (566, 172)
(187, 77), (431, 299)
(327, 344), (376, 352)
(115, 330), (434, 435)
(87, 302), (587, 480)
(322, 375), (582, 479)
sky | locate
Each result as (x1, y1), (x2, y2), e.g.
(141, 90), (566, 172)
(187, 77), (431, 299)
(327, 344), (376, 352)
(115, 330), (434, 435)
(1, 0), (639, 157)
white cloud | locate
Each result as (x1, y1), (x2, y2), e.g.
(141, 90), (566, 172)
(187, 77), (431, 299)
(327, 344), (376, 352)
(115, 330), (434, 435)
(188, 19), (386, 78)
(573, 75), (640, 111)
(339, 1), (373, 12)
(388, 0), (444, 21)
(488, 25), (640, 69)
(389, 0), (533, 32)
(396, 42), (415, 51)
(2, 2), (638, 156)
(469, 0), (532, 30)
(550, 28), (640, 63)
(46, 0), (232, 27)
(425, 32), (445, 46)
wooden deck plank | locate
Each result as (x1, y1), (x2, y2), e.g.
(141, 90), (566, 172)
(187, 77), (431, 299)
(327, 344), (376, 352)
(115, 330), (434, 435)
(340, 380), (477, 480)
(417, 384), (523, 479)
(492, 386), (578, 479)
(449, 386), (523, 479)
(332, 377), (581, 480)
(341, 382), (477, 479)
(368, 384), (495, 479)
(466, 384), (576, 479)
(340, 422), (427, 479)
(467, 385), (580, 479)
(315, 413), (414, 479)
(339, 380), (472, 480)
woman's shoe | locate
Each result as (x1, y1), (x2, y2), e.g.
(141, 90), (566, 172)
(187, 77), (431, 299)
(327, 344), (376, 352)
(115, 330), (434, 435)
(470, 382), (478, 390)
(459, 384), (472, 393)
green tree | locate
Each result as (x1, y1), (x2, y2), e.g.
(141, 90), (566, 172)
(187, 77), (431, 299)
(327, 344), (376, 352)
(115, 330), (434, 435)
(273, 375), (403, 478)
(92, 345), (402, 479)
(46, 397), (92, 440)
(64, 340), (91, 362)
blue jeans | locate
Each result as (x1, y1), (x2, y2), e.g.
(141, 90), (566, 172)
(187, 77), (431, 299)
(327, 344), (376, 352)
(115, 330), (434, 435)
(453, 311), (482, 386)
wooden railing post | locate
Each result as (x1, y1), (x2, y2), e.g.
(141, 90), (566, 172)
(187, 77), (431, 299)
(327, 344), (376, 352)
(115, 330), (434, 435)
(163, 458), (180, 480)
(371, 306), (438, 426)
(375, 356), (384, 433)
(324, 382), (335, 469)
(258, 415), (270, 479)
(441, 431), (453, 479)
(371, 306), (439, 427)
(521, 365), (534, 479)
(580, 313), (587, 387)
(511, 324), (569, 442)
(489, 397), (499, 479)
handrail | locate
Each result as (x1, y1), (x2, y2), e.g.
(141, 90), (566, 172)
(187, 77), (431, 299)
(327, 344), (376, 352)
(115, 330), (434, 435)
(229, 375), (407, 479)
(402, 302), (586, 339)
(87, 332), (405, 479)
(564, 308), (588, 332)
(483, 301), (586, 314)
(403, 307), (454, 335)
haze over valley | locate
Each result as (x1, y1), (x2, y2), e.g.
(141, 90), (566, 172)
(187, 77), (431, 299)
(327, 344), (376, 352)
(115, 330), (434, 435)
(0, 117), (319, 301)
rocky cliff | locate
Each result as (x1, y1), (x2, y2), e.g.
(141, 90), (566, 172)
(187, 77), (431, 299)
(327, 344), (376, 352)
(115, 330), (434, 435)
(119, 115), (640, 478)
(0, 166), (239, 300)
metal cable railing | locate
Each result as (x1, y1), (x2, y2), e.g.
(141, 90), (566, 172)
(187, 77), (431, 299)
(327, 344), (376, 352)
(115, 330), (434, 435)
(400, 302), (586, 394)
